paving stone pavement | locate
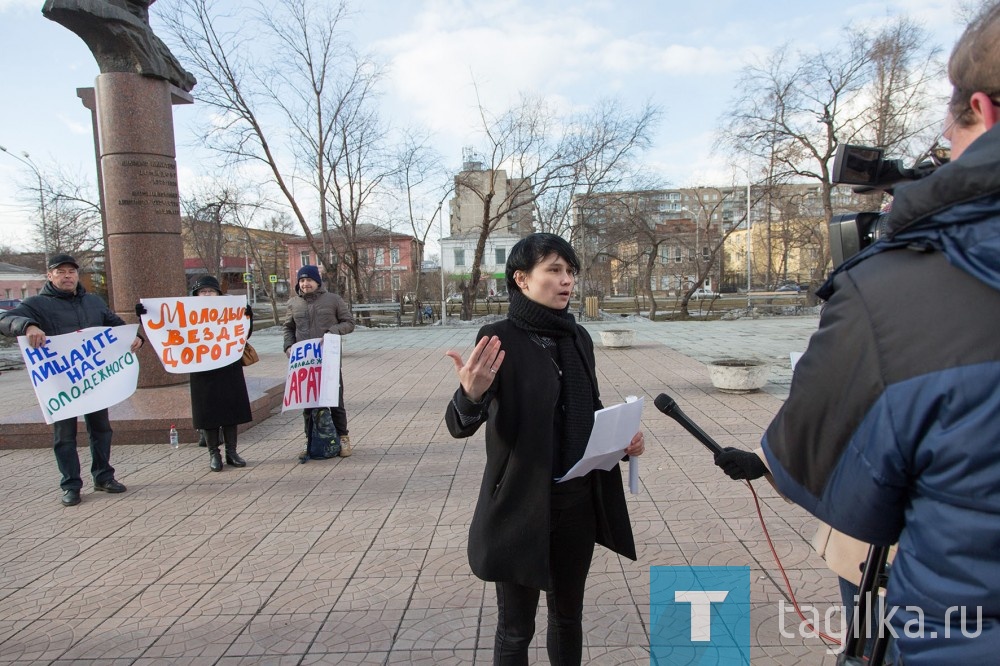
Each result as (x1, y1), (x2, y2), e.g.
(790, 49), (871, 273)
(0, 314), (855, 665)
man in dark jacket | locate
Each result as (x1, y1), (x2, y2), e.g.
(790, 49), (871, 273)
(761, 5), (1000, 664)
(0, 254), (143, 506)
(282, 264), (355, 459)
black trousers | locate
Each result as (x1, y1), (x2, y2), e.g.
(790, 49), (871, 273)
(52, 409), (115, 491)
(330, 370), (348, 435)
(493, 477), (597, 666)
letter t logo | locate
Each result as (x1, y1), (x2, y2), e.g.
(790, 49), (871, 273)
(674, 590), (729, 641)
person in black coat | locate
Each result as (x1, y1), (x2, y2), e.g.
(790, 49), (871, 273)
(445, 233), (645, 665)
(187, 275), (252, 472)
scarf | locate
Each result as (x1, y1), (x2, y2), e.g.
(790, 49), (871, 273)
(507, 289), (595, 477)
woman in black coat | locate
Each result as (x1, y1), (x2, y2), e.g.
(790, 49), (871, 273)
(445, 233), (645, 665)
(188, 275), (252, 472)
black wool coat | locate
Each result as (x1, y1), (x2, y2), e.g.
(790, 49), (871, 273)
(189, 310), (252, 430)
(445, 319), (637, 591)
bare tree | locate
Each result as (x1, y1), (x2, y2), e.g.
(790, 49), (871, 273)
(6, 160), (103, 261)
(456, 92), (657, 320)
(236, 211), (295, 324)
(719, 17), (943, 284)
(181, 186), (234, 281)
(161, 0), (387, 302)
(391, 131), (448, 324)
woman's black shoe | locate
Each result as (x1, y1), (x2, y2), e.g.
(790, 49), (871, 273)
(225, 448), (246, 467)
(209, 449), (223, 472)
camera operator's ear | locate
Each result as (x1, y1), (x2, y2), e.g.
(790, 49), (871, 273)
(969, 92), (998, 129)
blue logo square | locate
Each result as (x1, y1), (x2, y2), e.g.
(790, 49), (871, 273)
(650, 566), (750, 665)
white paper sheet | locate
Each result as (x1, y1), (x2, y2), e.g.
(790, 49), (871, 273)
(557, 397), (644, 483)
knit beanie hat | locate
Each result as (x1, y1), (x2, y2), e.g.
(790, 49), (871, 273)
(297, 265), (322, 286)
(190, 275), (223, 296)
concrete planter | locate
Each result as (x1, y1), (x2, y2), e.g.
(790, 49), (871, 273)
(599, 329), (636, 349)
(707, 358), (770, 393)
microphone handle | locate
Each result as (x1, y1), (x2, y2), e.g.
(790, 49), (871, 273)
(666, 404), (725, 456)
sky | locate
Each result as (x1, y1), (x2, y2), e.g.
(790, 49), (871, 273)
(0, 0), (971, 252)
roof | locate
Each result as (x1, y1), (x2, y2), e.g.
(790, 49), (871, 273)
(284, 223), (417, 244)
(0, 261), (46, 279)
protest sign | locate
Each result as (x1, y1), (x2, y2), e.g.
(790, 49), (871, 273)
(139, 295), (250, 373)
(282, 333), (342, 411)
(19, 324), (140, 425)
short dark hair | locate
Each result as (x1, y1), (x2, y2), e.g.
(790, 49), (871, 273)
(505, 233), (580, 294)
(948, 1), (1000, 126)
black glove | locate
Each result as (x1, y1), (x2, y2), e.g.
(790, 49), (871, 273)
(714, 447), (768, 481)
(134, 303), (147, 316)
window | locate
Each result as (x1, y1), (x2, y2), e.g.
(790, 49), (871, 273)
(20, 287), (27, 298)
(495, 248), (506, 265)
(3, 288), (9, 299)
(659, 246), (670, 263)
(375, 249), (385, 266)
(454, 248), (465, 267)
(702, 247), (710, 261)
(390, 246), (400, 264)
(675, 247), (683, 263)
(391, 275), (401, 291)
(299, 251), (311, 267)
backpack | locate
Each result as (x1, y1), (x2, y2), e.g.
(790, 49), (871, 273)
(304, 408), (341, 461)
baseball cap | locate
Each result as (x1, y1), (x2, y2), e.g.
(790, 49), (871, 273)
(47, 254), (79, 270)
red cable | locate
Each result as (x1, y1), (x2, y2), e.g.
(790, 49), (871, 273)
(745, 479), (843, 647)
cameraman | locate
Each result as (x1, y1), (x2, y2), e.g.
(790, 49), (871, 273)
(756, 5), (1000, 665)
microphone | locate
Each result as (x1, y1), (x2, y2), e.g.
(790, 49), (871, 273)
(654, 393), (724, 456)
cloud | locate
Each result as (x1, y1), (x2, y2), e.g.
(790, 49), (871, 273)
(0, 0), (38, 12)
(55, 115), (91, 136)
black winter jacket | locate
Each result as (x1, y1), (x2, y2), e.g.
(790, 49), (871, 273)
(445, 319), (636, 591)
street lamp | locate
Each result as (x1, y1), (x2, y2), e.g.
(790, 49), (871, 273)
(0, 145), (48, 265)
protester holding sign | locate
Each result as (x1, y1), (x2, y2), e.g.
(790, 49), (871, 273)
(136, 275), (253, 472)
(0, 254), (143, 507)
(282, 265), (355, 458)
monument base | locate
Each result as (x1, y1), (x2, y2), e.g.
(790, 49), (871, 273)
(0, 375), (285, 450)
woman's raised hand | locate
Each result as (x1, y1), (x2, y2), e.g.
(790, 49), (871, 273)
(445, 335), (505, 402)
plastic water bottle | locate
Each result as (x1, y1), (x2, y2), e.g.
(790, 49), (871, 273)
(169, 425), (179, 449)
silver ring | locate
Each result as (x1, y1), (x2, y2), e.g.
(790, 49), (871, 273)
(489, 369), (497, 374)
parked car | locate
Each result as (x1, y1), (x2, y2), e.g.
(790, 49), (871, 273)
(692, 288), (718, 299)
(486, 291), (509, 303)
(0, 299), (21, 311)
(776, 284), (801, 293)
(446, 293), (464, 304)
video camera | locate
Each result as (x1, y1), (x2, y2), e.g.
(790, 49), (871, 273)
(828, 144), (948, 267)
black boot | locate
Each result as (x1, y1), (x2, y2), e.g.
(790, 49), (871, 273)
(225, 444), (246, 467)
(198, 429), (207, 447)
(208, 445), (223, 472)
